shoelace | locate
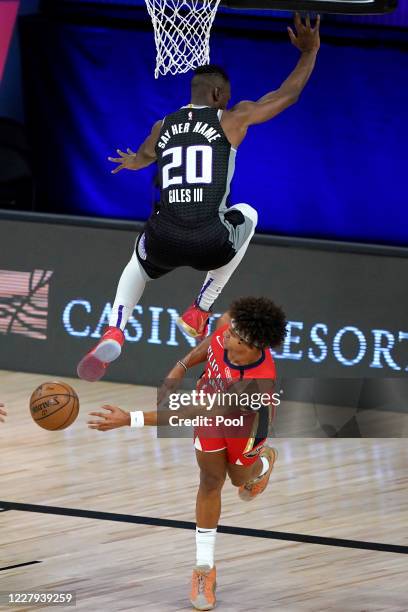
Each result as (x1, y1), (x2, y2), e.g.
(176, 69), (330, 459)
(197, 573), (206, 593)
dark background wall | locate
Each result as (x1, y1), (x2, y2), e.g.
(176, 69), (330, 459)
(18, 4), (408, 246)
(1, 1), (407, 246)
(0, 0), (40, 121)
(1, 219), (407, 386)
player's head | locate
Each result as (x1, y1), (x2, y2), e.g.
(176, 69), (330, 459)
(224, 297), (287, 352)
(191, 65), (231, 110)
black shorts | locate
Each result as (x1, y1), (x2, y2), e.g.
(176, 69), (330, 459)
(136, 210), (245, 279)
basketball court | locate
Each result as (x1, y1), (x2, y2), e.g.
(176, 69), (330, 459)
(1, 0), (407, 610)
(1, 370), (407, 611)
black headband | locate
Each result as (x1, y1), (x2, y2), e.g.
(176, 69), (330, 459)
(230, 319), (263, 349)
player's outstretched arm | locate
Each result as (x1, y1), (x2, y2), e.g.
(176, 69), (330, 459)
(0, 403), (7, 423)
(87, 398), (221, 430)
(229, 13), (320, 131)
(108, 119), (163, 174)
(88, 313), (233, 431)
(88, 400), (227, 430)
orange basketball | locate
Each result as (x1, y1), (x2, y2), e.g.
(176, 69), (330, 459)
(30, 381), (79, 430)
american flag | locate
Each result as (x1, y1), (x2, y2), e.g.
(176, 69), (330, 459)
(0, 269), (53, 340)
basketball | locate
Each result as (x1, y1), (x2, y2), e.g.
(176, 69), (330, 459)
(29, 382), (79, 431)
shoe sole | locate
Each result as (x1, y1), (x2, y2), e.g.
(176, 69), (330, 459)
(190, 601), (215, 611)
(77, 340), (122, 382)
(77, 354), (106, 382)
(176, 317), (201, 339)
(238, 447), (278, 502)
(92, 339), (122, 362)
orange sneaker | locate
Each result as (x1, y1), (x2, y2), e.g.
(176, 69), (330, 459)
(77, 327), (124, 382)
(190, 565), (217, 611)
(177, 303), (211, 340)
(238, 446), (278, 502)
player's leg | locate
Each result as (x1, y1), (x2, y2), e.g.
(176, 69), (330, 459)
(77, 231), (171, 382)
(191, 446), (228, 611)
(195, 447), (227, 529)
(228, 452), (265, 485)
(109, 250), (149, 332)
(221, 407), (278, 501)
(179, 204), (258, 338)
(228, 444), (278, 502)
(76, 249), (150, 381)
(198, 203), (258, 312)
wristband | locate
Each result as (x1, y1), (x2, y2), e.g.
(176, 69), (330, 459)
(130, 411), (145, 428)
(177, 360), (188, 372)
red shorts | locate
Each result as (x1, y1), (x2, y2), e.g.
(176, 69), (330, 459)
(193, 407), (271, 466)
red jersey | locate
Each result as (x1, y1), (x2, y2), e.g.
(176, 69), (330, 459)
(194, 325), (277, 465)
(200, 324), (276, 392)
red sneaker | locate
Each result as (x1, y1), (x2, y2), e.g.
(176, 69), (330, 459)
(77, 327), (124, 382)
(177, 303), (211, 340)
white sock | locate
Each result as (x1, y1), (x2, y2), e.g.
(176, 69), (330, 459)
(196, 205), (257, 311)
(109, 251), (148, 330)
(247, 457), (270, 486)
(259, 456), (270, 477)
(196, 527), (217, 568)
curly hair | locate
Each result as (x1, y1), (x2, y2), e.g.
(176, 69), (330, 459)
(229, 297), (287, 349)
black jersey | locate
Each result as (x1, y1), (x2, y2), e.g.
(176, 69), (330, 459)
(155, 106), (236, 228)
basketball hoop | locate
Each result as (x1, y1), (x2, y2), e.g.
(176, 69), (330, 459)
(144, 0), (222, 78)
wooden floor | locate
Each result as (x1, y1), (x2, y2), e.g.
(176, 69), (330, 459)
(0, 370), (407, 612)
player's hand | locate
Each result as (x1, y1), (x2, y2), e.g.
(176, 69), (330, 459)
(88, 404), (130, 431)
(288, 13), (320, 53)
(108, 148), (138, 174)
(0, 404), (7, 423)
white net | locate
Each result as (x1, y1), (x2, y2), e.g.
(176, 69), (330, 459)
(144, 0), (222, 78)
